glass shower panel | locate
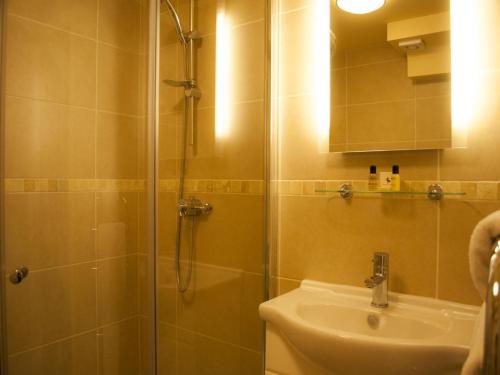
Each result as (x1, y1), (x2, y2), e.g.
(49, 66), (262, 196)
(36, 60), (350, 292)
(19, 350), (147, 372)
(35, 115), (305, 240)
(0, 0), (154, 374)
(156, 0), (267, 373)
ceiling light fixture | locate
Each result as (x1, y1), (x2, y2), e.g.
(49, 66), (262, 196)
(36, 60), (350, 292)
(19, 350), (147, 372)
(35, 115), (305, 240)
(336, 0), (385, 14)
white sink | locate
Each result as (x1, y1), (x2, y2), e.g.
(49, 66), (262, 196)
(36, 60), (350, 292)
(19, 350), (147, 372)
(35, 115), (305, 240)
(259, 280), (480, 375)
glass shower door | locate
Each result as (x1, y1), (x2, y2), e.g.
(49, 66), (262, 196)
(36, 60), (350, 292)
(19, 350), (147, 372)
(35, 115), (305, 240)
(0, 0), (155, 373)
(155, 0), (268, 373)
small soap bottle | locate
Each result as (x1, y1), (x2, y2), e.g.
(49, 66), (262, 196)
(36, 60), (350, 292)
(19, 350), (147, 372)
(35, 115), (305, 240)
(368, 165), (378, 191)
(391, 165), (400, 191)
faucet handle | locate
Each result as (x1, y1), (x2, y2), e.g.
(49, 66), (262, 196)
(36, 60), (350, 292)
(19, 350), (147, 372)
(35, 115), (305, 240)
(364, 275), (385, 288)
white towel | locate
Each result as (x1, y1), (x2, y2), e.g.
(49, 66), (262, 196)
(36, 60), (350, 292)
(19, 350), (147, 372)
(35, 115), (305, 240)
(461, 304), (485, 375)
(469, 210), (500, 301)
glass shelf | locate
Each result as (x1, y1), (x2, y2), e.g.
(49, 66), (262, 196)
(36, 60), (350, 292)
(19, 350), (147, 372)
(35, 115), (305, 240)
(315, 183), (466, 200)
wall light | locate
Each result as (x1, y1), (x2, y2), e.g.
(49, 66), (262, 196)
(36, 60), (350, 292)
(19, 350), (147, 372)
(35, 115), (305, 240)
(336, 0), (385, 15)
(215, 3), (231, 139)
(450, 0), (482, 148)
(313, 0), (331, 152)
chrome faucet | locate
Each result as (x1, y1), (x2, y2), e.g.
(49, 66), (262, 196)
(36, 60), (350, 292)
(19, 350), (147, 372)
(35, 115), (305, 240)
(364, 252), (389, 308)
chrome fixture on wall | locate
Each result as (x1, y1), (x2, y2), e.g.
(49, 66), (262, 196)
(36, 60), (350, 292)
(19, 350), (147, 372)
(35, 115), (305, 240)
(329, 183), (465, 200)
(8, 266), (29, 285)
(365, 252), (389, 308)
(162, 0), (211, 293)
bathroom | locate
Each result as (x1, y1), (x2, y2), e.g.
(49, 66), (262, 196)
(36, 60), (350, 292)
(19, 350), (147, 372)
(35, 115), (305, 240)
(0, 0), (498, 374)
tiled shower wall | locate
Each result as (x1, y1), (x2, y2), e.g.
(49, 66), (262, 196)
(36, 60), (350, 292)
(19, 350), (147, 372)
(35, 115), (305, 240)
(274, 0), (500, 306)
(2, 0), (150, 373)
(156, 0), (267, 374)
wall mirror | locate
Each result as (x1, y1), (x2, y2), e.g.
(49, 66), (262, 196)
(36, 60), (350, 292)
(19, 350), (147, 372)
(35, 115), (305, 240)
(330, 0), (451, 152)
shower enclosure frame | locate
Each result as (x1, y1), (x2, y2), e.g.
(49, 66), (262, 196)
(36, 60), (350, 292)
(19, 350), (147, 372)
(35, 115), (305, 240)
(0, 0), (8, 373)
(147, 0), (161, 373)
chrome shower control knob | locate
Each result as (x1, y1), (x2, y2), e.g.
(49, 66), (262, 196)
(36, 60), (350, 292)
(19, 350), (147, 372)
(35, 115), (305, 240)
(177, 197), (213, 217)
(9, 266), (29, 284)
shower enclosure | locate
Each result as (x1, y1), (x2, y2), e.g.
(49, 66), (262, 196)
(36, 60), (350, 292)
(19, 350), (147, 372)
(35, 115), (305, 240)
(0, 0), (269, 373)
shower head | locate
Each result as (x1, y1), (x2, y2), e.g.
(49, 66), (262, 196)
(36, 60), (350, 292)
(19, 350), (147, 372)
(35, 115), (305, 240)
(162, 0), (188, 45)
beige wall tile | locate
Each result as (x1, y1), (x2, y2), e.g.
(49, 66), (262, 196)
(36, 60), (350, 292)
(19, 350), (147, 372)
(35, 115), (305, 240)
(96, 192), (139, 258)
(438, 201), (500, 305)
(416, 96), (451, 142)
(332, 48), (346, 69)
(232, 20), (265, 102)
(227, 0), (266, 25)
(477, 182), (498, 201)
(97, 255), (138, 325)
(279, 6), (314, 96)
(177, 265), (264, 351)
(158, 192), (178, 257)
(138, 254), (151, 317)
(160, 11), (179, 47)
(7, 0), (98, 39)
(136, 116), (148, 179)
(331, 68), (346, 107)
(461, 182), (478, 200)
(4, 193), (95, 270)
(97, 43), (141, 115)
(99, 0), (141, 52)
(4, 96), (95, 178)
(140, 316), (153, 375)
(96, 112), (139, 179)
(278, 277), (301, 295)
(177, 327), (262, 375)
(280, 0), (315, 12)
(98, 317), (140, 375)
(158, 257), (177, 325)
(415, 79), (450, 98)
(194, 0), (217, 36)
(137, 191), (150, 255)
(347, 140), (416, 152)
(8, 332), (98, 375)
(159, 113), (180, 179)
(415, 139), (451, 150)
(346, 42), (402, 67)
(6, 15), (96, 107)
(6, 263), (97, 354)
(347, 59), (414, 105)
(279, 196), (438, 297)
(347, 100), (415, 145)
(159, 43), (182, 114)
(158, 323), (177, 375)
(185, 101), (264, 180)
(192, 194), (264, 274)
(196, 33), (215, 108)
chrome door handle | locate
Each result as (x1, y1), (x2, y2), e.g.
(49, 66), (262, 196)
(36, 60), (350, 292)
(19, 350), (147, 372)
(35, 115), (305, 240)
(9, 266), (29, 284)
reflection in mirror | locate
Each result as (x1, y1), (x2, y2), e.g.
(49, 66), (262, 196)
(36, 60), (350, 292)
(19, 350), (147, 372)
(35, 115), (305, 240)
(330, 0), (451, 152)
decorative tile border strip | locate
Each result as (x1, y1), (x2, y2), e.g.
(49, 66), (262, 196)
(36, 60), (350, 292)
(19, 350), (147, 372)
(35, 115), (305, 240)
(4, 179), (145, 193)
(3, 179), (265, 195)
(159, 179), (264, 195)
(276, 180), (500, 201)
(5, 178), (499, 199)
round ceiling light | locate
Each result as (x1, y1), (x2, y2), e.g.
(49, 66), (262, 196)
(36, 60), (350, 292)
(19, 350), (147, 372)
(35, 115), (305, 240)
(336, 0), (385, 14)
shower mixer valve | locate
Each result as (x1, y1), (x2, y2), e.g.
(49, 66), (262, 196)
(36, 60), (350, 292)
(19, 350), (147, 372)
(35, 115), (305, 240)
(177, 197), (213, 217)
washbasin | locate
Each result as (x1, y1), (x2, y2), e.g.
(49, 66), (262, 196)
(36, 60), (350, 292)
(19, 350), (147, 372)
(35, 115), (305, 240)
(297, 302), (449, 340)
(259, 280), (480, 375)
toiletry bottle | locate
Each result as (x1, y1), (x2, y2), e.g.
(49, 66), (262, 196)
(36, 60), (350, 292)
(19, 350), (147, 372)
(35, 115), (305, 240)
(391, 165), (400, 191)
(368, 165), (378, 191)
